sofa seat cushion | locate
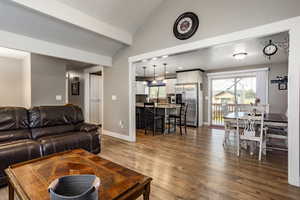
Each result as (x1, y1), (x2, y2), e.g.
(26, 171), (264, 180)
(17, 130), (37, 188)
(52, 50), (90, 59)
(38, 131), (100, 156)
(0, 140), (42, 171)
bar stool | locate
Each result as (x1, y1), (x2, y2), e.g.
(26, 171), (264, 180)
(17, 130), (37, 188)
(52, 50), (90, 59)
(143, 103), (165, 135)
(168, 103), (188, 135)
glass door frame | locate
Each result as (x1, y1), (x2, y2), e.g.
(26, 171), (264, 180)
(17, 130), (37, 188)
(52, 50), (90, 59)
(207, 72), (257, 126)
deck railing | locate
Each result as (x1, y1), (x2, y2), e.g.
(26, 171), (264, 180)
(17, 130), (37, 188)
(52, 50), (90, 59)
(212, 103), (249, 126)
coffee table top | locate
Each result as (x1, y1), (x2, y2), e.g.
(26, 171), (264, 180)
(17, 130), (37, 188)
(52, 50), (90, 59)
(5, 149), (152, 200)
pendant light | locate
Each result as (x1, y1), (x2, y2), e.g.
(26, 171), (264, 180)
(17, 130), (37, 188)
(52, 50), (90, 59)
(152, 65), (157, 84)
(163, 63), (168, 84)
(142, 66), (147, 85)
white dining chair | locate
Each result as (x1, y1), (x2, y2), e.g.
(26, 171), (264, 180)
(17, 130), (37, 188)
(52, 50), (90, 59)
(223, 104), (239, 147)
(236, 112), (267, 161)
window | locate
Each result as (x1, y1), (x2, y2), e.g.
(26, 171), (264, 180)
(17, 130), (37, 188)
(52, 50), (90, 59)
(149, 86), (166, 99)
(236, 77), (256, 104)
(211, 76), (257, 126)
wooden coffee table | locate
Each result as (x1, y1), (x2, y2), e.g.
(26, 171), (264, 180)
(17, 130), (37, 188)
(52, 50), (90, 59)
(5, 149), (152, 200)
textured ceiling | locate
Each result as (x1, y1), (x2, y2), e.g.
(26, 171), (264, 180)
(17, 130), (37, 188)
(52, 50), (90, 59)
(57, 0), (165, 35)
(135, 32), (289, 76)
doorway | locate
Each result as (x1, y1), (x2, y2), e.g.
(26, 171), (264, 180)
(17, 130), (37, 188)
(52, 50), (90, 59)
(89, 71), (102, 126)
(211, 76), (256, 126)
(128, 18), (300, 186)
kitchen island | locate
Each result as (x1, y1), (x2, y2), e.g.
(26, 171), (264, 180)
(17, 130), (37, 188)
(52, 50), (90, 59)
(136, 103), (181, 133)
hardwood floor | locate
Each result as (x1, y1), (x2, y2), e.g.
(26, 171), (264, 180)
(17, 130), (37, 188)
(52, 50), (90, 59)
(99, 127), (299, 200)
(0, 126), (299, 200)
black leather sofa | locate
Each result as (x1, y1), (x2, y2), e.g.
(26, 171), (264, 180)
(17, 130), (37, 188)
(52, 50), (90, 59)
(0, 105), (100, 187)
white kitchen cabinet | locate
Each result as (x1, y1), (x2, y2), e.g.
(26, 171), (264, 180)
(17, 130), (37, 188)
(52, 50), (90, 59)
(136, 81), (148, 95)
(166, 79), (176, 94)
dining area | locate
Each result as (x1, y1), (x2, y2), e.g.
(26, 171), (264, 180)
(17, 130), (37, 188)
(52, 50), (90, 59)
(222, 104), (288, 160)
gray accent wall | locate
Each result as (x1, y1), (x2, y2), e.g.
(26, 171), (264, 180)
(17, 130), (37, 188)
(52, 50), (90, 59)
(31, 53), (67, 106)
(103, 0), (300, 136)
(268, 63), (288, 113)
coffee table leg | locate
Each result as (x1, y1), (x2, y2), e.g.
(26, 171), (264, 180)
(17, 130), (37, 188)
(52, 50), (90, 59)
(143, 183), (150, 200)
(8, 182), (14, 200)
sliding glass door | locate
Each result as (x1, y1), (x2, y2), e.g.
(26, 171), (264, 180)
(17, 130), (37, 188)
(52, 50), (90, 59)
(211, 76), (256, 126)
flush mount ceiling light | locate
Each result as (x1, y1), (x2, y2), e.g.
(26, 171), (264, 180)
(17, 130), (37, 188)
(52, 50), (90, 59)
(151, 57), (158, 61)
(142, 59), (148, 63)
(233, 52), (248, 60)
(161, 55), (169, 59)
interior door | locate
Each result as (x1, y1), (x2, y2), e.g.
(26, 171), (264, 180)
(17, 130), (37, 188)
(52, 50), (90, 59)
(89, 73), (102, 125)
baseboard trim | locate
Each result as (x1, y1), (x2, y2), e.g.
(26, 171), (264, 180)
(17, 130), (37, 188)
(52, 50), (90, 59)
(103, 129), (134, 142)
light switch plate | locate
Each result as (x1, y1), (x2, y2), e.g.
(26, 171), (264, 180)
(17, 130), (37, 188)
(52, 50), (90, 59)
(56, 95), (62, 101)
(112, 95), (117, 101)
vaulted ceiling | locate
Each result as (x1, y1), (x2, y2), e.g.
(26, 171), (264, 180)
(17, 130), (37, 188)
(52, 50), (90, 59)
(57, 0), (165, 35)
(0, 0), (165, 59)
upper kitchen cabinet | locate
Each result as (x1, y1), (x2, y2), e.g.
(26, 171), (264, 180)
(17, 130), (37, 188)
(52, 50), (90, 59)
(177, 70), (204, 84)
(136, 81), (148, 95)
(166, 79), (177, 94)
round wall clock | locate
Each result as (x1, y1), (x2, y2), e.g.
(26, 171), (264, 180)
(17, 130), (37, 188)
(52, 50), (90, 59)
(263, 40), (278, 59)
(173, 12), (199, 40)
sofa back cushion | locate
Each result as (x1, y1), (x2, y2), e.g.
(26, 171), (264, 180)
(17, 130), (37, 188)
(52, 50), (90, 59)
(0, 107), (31, 143)
(31, 125), (75, 140)
(29, 105), (84, 139)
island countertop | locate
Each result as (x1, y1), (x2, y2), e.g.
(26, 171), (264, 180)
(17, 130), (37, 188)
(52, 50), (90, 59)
(136, 103), (181, 109)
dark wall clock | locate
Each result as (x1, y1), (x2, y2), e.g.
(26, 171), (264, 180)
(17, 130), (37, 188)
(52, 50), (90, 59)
(173, 12), (199, 40)
(263, 40), (278, 59)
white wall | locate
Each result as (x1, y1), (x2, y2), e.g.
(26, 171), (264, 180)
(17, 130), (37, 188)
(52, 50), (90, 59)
(0, 56), (24, 107)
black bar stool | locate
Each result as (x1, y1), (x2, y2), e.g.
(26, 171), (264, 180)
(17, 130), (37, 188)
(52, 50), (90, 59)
(143, 103), (165, 136)
(168, 103), (188, 135)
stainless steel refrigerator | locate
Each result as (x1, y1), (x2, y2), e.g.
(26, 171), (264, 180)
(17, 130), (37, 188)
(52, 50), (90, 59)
(175, 83), (198, 127)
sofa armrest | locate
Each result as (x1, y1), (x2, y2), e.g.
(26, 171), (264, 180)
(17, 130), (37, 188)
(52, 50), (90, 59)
(76, 123), (99, 132)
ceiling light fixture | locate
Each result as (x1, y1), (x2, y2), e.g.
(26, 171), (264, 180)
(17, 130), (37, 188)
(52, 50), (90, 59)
(152, 65), (157, 84)
(233, 52), (248, 60)
(163, 63), (168, 84)
(142, 66), (147, 85)
(162, 55), (169, 59)
(142, 59), (148, 63)
(151, 57), (158, 61)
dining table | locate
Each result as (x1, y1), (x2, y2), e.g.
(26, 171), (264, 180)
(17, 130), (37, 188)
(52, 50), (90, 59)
(224, 112), (288, 127)
(224, 112), (288, 150)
